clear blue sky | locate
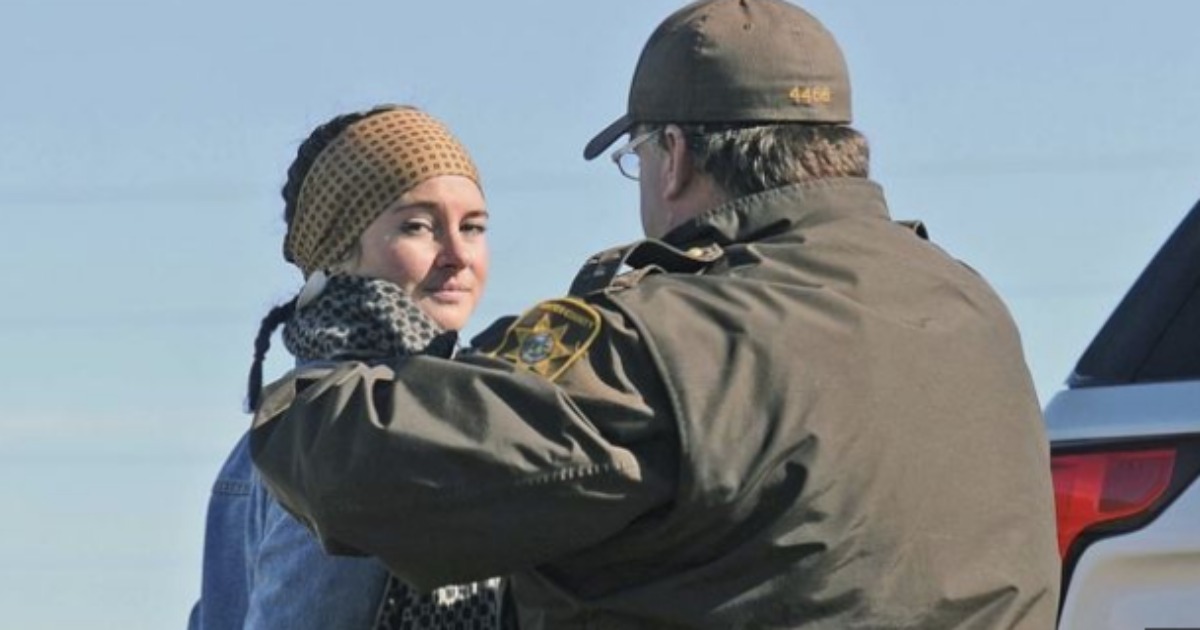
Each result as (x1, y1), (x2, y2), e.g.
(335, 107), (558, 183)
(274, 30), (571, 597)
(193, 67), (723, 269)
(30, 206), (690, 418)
(1, 0), (1197, 627)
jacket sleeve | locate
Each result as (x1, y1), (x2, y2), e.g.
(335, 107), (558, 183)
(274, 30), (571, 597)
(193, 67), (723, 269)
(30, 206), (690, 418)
(245, 475), (389, 629)
(249, 300), (678, 591)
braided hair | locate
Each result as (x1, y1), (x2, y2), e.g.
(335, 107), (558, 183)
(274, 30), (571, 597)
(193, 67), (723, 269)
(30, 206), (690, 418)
(245, 105), (400, 413)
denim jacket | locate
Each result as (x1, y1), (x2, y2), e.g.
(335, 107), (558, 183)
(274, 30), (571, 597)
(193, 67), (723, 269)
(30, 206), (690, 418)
(188, 432), (389, 629)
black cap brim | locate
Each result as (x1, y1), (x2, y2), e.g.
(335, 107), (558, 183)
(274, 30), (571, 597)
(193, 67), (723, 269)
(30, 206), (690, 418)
(583, 114), (633, 160)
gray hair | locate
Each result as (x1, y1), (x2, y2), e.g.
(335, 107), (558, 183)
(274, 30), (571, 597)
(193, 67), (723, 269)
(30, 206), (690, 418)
(660, 123), (870, 198)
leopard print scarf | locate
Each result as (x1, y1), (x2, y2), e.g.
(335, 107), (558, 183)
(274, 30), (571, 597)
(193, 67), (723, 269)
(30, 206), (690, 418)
(280, 274), (506, 629)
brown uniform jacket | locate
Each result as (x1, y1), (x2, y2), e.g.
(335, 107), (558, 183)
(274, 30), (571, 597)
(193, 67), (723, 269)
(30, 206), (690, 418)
(251, 179), (1061, 629)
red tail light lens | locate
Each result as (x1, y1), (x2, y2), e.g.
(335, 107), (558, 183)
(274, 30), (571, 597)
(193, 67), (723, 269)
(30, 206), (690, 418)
(1051, 448), (1176, 558)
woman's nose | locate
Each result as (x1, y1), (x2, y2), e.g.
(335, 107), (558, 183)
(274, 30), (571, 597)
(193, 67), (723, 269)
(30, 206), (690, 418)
(436, 232), (471, 268)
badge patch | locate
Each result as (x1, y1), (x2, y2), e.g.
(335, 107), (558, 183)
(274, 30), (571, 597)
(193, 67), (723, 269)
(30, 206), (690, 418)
(487, 298), (601, 381)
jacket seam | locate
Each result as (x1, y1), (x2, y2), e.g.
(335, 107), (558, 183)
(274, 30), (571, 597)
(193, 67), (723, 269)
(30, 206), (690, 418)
(601, 291), (691, 493)
(212, 479), (252, 495)
(326, 459), (640, 511)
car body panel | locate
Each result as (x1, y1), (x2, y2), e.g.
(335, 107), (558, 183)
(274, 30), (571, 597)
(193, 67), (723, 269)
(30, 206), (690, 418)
(1056, 472), (1200, 629)
(1044, 381), (1200, 443)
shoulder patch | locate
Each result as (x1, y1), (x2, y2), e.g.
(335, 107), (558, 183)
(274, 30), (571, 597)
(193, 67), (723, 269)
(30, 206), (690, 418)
(486, 298), (601, 381)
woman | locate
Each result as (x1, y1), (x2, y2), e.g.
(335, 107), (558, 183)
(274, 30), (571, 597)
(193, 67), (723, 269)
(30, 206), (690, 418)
(189, 105), (507, 629)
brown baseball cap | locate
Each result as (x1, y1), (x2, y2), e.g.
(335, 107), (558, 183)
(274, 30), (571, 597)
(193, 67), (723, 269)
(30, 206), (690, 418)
(584, 0), (852, 160)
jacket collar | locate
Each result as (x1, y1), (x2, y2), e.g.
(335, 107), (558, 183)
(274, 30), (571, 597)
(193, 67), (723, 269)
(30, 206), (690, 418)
(661, 178), (891, 249)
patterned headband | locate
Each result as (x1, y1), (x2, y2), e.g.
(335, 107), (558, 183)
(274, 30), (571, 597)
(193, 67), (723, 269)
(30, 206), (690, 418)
(284, 107), (481, 276)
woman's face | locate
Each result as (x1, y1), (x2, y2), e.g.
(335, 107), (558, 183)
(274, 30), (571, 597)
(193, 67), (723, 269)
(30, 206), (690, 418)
(352, 175), (489, 331)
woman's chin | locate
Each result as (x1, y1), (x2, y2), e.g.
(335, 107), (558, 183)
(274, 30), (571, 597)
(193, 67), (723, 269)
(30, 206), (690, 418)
(421, 303), (472, 332)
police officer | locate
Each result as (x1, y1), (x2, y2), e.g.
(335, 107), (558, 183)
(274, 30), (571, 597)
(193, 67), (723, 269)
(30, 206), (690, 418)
(252, 1), (1061, 627)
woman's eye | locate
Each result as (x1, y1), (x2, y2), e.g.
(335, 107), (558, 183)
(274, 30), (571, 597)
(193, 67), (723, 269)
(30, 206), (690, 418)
(463, 222), (488, 236)
(399, 220), (434, 236)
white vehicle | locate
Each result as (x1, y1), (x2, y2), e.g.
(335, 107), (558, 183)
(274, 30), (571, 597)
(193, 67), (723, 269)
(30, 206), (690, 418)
(1045, 198), (1200, 629)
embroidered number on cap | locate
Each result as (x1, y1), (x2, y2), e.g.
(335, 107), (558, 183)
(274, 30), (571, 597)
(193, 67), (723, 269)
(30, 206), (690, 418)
(788, 85), (832, 105)
(486, 298), (602, 382)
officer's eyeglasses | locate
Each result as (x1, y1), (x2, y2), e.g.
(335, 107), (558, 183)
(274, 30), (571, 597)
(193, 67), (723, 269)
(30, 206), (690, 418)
(611, 129), (661, 181)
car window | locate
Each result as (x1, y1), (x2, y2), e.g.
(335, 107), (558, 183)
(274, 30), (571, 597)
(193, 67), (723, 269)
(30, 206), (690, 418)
(1071, 198), (1200, 387)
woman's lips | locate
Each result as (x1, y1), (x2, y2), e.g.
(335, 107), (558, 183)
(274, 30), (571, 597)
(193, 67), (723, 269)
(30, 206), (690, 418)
(424, 285), (472, 303)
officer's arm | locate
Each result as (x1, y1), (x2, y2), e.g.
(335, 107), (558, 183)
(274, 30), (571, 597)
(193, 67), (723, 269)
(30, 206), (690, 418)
(249, 300), (677, 592)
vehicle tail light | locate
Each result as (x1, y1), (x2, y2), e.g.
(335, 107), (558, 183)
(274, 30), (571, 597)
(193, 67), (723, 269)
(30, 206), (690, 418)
(1051, 448), (1176, 558)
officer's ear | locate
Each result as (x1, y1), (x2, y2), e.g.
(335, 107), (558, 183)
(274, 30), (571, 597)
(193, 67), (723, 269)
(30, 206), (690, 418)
(661, 125), (695, 200)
